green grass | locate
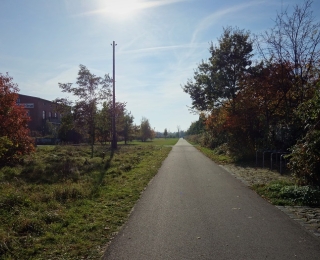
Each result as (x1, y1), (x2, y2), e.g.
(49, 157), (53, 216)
(195, 146), (234, 164)
(187, 139), (320, 207)
(252, 181), (320, 206)
(0, 140), (178, 259)
(119, 138), (179, 146)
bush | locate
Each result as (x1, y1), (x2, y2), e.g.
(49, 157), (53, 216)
(279, 185), (320, 206)
(0, 73), (35, 166)
(287, 130), (320, 185)
(254, 181), (320, 206)
(185, 134), (202, 145)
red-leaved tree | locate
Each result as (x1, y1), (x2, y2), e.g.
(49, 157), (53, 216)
(0, 73), (35, 166)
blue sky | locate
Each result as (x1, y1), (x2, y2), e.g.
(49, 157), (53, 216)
(1, 0), (319, 133)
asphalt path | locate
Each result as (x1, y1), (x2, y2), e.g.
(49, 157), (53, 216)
(103, 138), (320, 259)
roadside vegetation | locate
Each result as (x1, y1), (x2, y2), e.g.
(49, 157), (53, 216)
(253, 181), (320, 206)
(184, 0), (320, 201)
(0, 139), (178, 259)
(188, 140), (320, 207)
(0, 24), (180, 260)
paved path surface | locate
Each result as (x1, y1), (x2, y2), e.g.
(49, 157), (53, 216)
(103, 139), (320, 259)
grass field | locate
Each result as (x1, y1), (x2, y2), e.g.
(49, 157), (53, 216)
(118, 138), (179, 146)
(0, 138), (178, 259)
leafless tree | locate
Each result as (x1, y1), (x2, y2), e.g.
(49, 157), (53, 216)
(256, 0), (320, 101)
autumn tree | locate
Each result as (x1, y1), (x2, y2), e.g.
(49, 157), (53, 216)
(183, 26), (253, 112)
(0, 73), (35, 166)
(236, 61), (299, 148)
(58, 65), (112, 157)
(258, 0), (320, 102)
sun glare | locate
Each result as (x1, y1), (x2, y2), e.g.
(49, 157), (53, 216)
(100, 0), (143, 19)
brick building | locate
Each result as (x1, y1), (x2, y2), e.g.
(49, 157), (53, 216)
(17, 94), (62, 136)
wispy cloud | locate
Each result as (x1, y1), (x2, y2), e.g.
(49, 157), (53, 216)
(119, 43), (195, 55)
(191, 0), (266, 45)
(72, 0), (189, 17)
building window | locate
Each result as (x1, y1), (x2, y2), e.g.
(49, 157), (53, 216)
(49, 112), (52, 118)
(42, 111), (46, 119)
(54, 112), (57, 118)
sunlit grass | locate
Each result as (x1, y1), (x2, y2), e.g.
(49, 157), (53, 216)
(119, 138), (179, 146)
(252, 181), (320, 206)
(195, 146), (234, 164)
(0, 143), (174, 259)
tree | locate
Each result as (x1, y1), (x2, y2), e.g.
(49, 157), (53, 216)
(258, 0), (320, 102)
(140, 117), (152, 142)
(186, 114), (206, 135)
(95, 101), (112, 145)
(235, 61), (298, 149)
(164, 128), (168, 139)
(53, 98), (83, 144)
(95, 101), (134, 145)
(113, 101), (127, 142)
(0, 73), (35, 166)
(131, 124), (141, 141)
(288, 81), (320, 185)
(121, 112), (134, 144)
(58, 65), (112, 157)
(177, 125), (181, 138)
(183, 26), (253, 112)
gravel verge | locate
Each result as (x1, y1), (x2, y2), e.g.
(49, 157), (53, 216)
(221, 163), (320, 239)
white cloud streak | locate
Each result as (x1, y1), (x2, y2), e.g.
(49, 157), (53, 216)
(191, 0), (266, 45)
(72, 0), (190, 17)
(119, 43), (195, 55)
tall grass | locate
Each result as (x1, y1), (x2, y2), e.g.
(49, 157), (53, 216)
(0, 139), (177, 259)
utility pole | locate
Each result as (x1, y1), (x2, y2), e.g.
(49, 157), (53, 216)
(112, 41), (117, 149)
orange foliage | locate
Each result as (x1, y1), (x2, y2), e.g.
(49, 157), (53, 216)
(203, 62), (297, 154)
(0, 73), (35, 166)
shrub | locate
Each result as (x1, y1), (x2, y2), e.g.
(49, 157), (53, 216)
(279, 185), (320, 206)
(0, 73), (35, 166)
(287, 130), (320, 185)
(254, 181), (320, 206)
